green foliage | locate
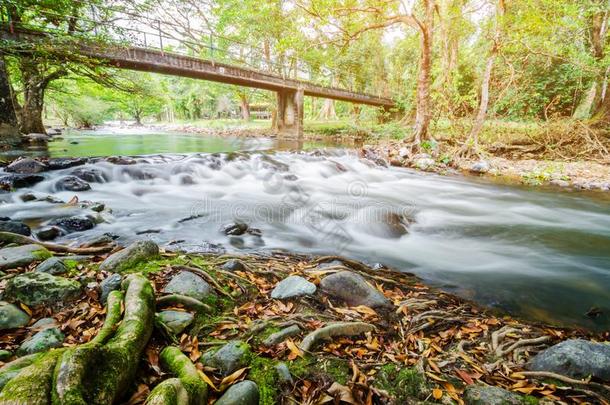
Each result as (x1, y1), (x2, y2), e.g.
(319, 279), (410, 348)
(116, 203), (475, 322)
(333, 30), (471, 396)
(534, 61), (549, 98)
(373, 364), (429, 403)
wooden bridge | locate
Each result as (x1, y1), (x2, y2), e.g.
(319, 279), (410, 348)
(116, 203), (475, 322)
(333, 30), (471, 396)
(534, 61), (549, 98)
(1, 26), (395, 139)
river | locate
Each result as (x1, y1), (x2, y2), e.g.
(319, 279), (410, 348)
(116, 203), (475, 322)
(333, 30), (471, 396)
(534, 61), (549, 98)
(2, 128), (609, 331)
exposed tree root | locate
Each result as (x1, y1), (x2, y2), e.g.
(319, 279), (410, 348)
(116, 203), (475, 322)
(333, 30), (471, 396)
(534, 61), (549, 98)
(157, 294), (211, 313)
(0, 231), (115, 254)
(174, 265), (233, 298)
(0, 274), (154, 405)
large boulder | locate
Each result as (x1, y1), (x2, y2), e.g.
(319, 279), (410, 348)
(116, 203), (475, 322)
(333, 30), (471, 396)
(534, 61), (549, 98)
(35, 257), (68, 275)
(202, 341), (250, 376)
(163, 271), (213, 302)
(50, 216), (95, 233)
(0, 244), (52, 270)
(157, 310), (194, 334)
(6, 158), (47, 174)
(320, 271), (391, 309)
(99, 240), (159, 273)
(17, 327), (64, 355)
(0, 174), (45, 189)
(55, 176), (91, 192)
(0, 220), (31, 236)
(463, 384), (522, 405)
(214, 380), (259, 405)
(0, 302), (30, 330)
(4, 272), (81, 306)
(527, 339), (610, 381)
(46, 157), (87, 170)
(270, 275), (316, 300)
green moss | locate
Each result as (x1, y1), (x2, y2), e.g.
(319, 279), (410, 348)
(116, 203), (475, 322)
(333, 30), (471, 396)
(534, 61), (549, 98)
(0, 350), (63, 403)
(289, 357), (351, 385)
(373, 364), (428, 403)
(32, 248), (53, 261)
(523, 395), (539, 405)
(248, 356), (279, 405)
(253, 325), (281, 345)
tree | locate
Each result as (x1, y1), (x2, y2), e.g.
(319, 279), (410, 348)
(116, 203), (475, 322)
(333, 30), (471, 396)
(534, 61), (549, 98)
(0, 55), (20, 143)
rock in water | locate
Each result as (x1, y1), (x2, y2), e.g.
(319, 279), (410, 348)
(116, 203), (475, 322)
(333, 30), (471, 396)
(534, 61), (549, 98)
(0, 220), (31, 236)
(6, 158), (47, 174)
(36, 227), (62, 241)
(50, 216), (95, 233)
(0, 302), (30, 330)
(202, 341), (250, 376)
(100, 273), (122, 303)
(46, 157), (87, 170)
(35, 257), (67, 275)
(527, 339), (610, 380)
(70, 167), (108, 183)
(99, 240), (159, 273)
(17, 327), (64, 355)
(320, 271), (391, 309)
(55, 176), (91, 192)
(221, 222), (249, 236)
(0, 244), (52, 270)
(214, 380), (259, 405)
(469, 160), (491, 174)
(157, 310), (194, 334)
(0, 174), (45, 189)
(463, 384), (522, 405)
(163, 271), (213, 301)
(270, 275), (316, 300)
(4, 272), (81, 306)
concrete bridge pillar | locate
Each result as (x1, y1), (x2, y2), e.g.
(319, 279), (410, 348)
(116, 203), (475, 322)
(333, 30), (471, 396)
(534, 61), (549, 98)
(275, 87), (304, 139)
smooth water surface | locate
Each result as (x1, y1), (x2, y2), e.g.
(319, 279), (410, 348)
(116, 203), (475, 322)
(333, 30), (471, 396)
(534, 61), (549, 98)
(2, 130), (609, 331)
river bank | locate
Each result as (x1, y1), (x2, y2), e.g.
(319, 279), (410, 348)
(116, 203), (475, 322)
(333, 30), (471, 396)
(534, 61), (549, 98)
(0, 237), (609, 404)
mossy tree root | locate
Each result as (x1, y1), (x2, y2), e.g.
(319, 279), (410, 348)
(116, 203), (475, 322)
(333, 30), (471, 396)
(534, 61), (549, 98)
(0, 231), (115, 254)
(0, 274), (155, 405)
(146, 346), (207, 405)
(157, 294), (211, 313)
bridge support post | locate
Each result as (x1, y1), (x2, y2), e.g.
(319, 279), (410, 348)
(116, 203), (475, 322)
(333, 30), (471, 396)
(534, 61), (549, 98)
(275, 87), (303, 139)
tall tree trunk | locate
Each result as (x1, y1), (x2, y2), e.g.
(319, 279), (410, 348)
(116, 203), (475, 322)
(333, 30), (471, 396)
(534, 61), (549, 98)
(317, 98), (337, 121)
(583, 2), (609, 120)
(411, 0), (434, 145)
(239, 93), (250, 120)
(0, 56), (20, 144)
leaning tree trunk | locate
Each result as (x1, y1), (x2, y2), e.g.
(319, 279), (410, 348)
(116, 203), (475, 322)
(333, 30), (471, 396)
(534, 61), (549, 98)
(0, 56), (20, 145)
(19, 61), (47, 135)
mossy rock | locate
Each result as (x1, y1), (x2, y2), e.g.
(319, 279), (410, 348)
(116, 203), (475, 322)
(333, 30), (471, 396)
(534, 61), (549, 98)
(4, 272), (81, 307)
(289, 356), (351, 385)
(373, 364), (429, 404)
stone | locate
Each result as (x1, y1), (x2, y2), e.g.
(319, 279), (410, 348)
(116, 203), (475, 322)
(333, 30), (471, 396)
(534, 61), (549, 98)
(35, 257), (68, 275)
(263, 325), (301, 346)
(46, 157), (87, 170)
(0, 302), (30, 330)
(24, 133), (50, 143)
(100, 273), (122, 303)
(50, 216), (95, 233)
(0, 244), (52, 270)
(157, 310), (194, 334)
(550, 179), (570, 187)
(275, 362), (294, 384)
(463, 384), (522, 405)
(17, 327), (64, 355)
(4, 272), (81, 306)
(527, 339), (610, 381)
(413, 157), (435, 171)
(0, 174), (45, 189)
(163, 271), (213, 301)
(55, 176), (91, 192)
(270, 275), (316, 300)
(202, 341), (250, 376)
(221, 222), (249, 236)
(106, 156), (136, 165)
(71, 167), (108, 183)
(30, 317), (59, 331)
(0, 350), (11, 362)
(0, 220), (31, 236)
(36, 226), (63, 241)
(6, 158), (47, 174)
(320, 271), (391, 309)
(222, 259), (247, 272)
(469, 160), (491, 174)
(19, 193), (37, 202)
(214, 380), (259, 405)
(99, 240), (159, 273)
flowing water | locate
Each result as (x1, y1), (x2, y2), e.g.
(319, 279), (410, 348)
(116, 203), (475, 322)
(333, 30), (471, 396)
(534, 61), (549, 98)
(2, 129), (610, 331)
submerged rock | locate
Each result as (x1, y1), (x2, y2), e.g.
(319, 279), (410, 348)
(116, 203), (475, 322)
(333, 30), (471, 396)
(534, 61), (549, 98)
(320, 271), (391, 309)
(36, 226), (63, 241)
(55, 176), (91, 192)
(214, 380), (259, 405)
(6, 158), (47, 174)
(202, 341), (250, 376)
(270, 275), (316, 300)
(50, 216), (95, 233)
(46, 157), (87, 170)
(71, 167), (108, 183)
(463, 384), (522, 405)
(99, 240), (159, 273)
(221, 222), (249, 236)
(0, 220), (31, 236)
(527, 339), (610, 380)
(106, 156), (136, 165)
(35, 257), (67, 275)
(0, 302), (31, 330)
(17, 327), (64, 355)
(163, 271), (213, 302)
(4, 272), (81, 306)
(0, 173), (45, 189)
(157, 310), (194, 334)
(0, 244), (52, 270)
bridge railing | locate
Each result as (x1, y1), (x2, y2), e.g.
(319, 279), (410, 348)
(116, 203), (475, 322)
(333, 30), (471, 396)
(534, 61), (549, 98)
(1, 3), (392, 100)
